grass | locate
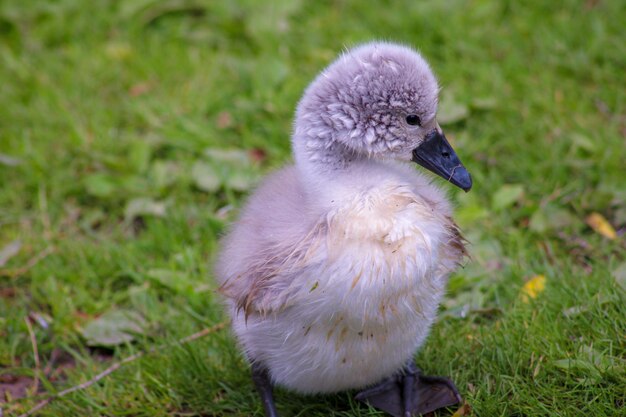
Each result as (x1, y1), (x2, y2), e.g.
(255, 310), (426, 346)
(1, 0), (625, 416)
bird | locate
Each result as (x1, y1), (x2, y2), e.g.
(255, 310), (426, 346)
(215, 41), (472, 417)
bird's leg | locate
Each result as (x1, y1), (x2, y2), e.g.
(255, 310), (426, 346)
(402, 361), (419, 417)
(355, 360), (461, 417)
(251, 362), (280, 417)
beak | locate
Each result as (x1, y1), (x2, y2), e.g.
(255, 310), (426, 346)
(411, 129), (472, 192)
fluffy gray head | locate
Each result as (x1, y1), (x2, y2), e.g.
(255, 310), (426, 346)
(294, 42), (440, 169)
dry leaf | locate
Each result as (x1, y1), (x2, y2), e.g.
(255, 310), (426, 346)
(612, 262), (626, 291)
(105, 42), (133, 61)
(215, 204), (234, 220)
(0, 153), (22, 166)
(0, 374), (34, 402)
(0, 240), (22, 267)
(204, 148), (251, 164)
(492, 184), (524, 210)
(84, 173), (118, 198)
(249, 147), (267, 163)
(585, 212), (617, 240)
(129, 82), (152, 97)
(216, 111), (233, 129)
(521, 274), (546, 303)
(191, 161), (220, 192)
(80, 310), (146, 347)
(438, 92), (469, 125)
(451, 401), (472, 417)
(552, 358), (602, 382)
(124, 198), (167, 220)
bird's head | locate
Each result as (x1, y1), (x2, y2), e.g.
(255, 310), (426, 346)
(294, 42), (472, 191)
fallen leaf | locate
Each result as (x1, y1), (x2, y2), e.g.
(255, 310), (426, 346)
(438, 92), (469, 125)
(216, 111), (233, 129)
(204, 148), (251, 165)
(124, 198), (166, 221)
(450, 401), (472, 417)
(84, 173), (118, 198)
(191, 161), (220, 192)
(570, 133), (596, 153)
(150, 160), (182, 189)
(0, 240), (21, 267)
(215, 204), (234, 220)
(129, 82), (152, 97)
(492, 184), (524, 210)
(529, 206), (579, 233)
(118, 175), (147, 195)
(614, 207), (626, 226)
(249, 147), (268, 163)
(553, 358), (602, 382)
(28, 311), (52, 330)
(585, 212), (617, 240)
(520, 274), (546, 303)
(570, 133), (596, 152)
(563, 293), (620, 318)
(253, 58), (290, 88)
(45, 348), (76, 381)
(146, 269), (194, 295)
(245, 1), (301, 38)
(0, 287), (17, 298)
(225, 171), (256, 191)
(0, 374), (34, 402)
(128, 140), (152, 174)
(470, 97), (497, 110)
(442, 290), (486, 319)
(562, 305), (589, 317)
(80, 310), (146, 347)
(0, 153), (22, 166)
(612, 262), (626, 291)
(580, 345), (621, 371)
(79, 209), (106, 232)
(528, 210), (549, 233)
(105, 42), (133, 61)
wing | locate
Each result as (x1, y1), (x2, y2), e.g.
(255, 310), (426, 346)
(215, 166), (325, 317)
(218, 221), (326, 317)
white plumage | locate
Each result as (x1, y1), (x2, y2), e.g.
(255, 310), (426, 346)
(216, 41), (470, 415)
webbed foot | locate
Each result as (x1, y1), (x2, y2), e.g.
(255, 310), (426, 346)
(355, 361), (461, 417)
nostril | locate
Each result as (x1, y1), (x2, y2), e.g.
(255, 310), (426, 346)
(442, 151), (450, 158)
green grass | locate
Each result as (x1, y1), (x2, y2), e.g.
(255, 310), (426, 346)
(1, 0), (625, 416)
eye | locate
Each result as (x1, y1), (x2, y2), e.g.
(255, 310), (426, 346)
(405, 114), (421, 126)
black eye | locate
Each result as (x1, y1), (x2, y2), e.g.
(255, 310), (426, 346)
(406, 114), (421, 126)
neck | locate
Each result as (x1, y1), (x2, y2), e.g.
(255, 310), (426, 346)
(293, 132), (366, 183)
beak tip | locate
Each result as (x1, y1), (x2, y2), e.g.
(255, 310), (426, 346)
(454, 168), (473, 192)
(412, 130), (473, 192)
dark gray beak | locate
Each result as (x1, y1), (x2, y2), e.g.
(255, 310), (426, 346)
(411, 130), (472, 192)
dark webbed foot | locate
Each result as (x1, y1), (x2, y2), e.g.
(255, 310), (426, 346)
(355, 361), (461, 417)
(251, 362), (280, 417)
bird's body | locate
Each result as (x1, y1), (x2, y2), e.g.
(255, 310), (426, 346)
(216, 42), (472, 416)
(218, 161), (464, 393)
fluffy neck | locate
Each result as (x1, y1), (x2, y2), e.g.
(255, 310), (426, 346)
(293, 130), (367, 186)
(292, 130), (425, 215)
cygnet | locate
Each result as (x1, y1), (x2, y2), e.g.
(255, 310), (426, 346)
(216, 41), (472, 417)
